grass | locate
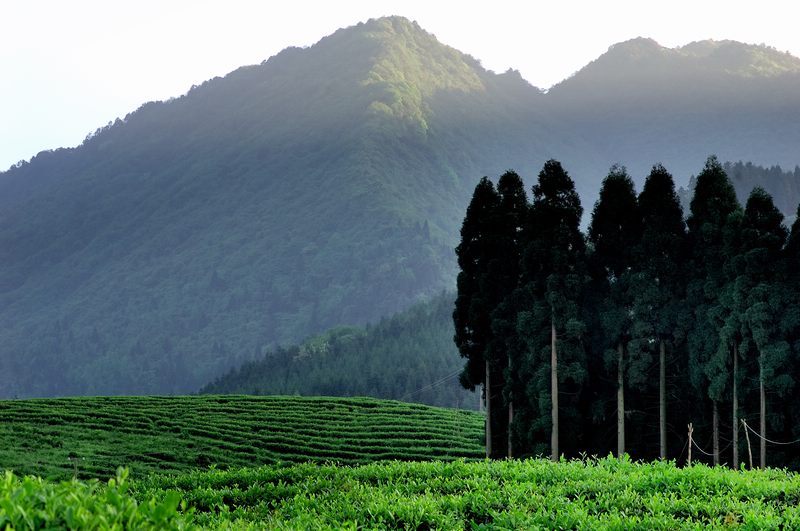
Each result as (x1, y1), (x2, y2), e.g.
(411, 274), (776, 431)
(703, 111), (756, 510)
(0, 395), (483, 480)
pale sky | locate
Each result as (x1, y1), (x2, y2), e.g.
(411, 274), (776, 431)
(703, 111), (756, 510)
(1, 0), (798, 171)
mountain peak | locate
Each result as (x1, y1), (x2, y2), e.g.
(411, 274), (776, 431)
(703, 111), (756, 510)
(678, 39), (800, 77)
(607, 37), (664, 57)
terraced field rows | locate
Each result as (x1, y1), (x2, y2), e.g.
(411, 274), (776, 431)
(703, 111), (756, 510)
(0, 395), (483, 480)
(135, 457), (800, 529)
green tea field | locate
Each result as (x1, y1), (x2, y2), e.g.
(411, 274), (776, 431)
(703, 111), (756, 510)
(0, 395), (483, 480)
(136, 457), (800, 529)
(4, 457), (800, 529)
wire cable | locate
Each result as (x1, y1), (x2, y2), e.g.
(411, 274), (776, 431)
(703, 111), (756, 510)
(742, 420), (800, 446)
(399, 369), (462, 400)
(691, 438), (716, 457)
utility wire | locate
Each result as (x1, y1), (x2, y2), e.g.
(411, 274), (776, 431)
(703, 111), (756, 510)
(742, 420), (800, 446)
(400, 369), (462, 400)
(691, 438), (716, 458)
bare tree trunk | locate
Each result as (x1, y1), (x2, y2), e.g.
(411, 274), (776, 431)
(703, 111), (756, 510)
(508, 354), (513, 458)
(732, 343), (738, 470)
(508, 402), (514, 458)
(760, 353), (766, 470)
(551, 315), (559, 462)
(659, 339), (666, 460)
(617, 341), (625, 458)
(485, 360), (491, 458)
(713, 401), (720, 466)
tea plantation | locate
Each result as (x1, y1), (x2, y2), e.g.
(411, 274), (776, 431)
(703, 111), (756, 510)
(0, 395), (483, 480)
(3, 395), (800, 529)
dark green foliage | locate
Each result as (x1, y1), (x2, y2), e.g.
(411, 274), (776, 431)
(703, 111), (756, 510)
(686, 156), (742, 402)
(455, 157), (800, 469)
(453, 178), (501, 391)
(514, 160), (587, 457)
(588, 166), (642, 279)
(587, 166), (642, 456)
(202, 293), (473, 409)
(454, 171), (528, 456)
(0, 395), (483, 481)
(733, 190), (791, 465)
(629, 165), (688, 459)
(587, 166), (642, 372)
(633, 164), (687, 343)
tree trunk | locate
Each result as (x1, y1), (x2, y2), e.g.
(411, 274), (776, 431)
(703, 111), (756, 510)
(712, 401), (719, 466)
(760, 353), (766, 470)
(551, 315), (559, 462)
(732, 343), (738, 470)
(508, 354), (513, 459)
(508, 402), (514, 458)
(659, 339), (666, 460)
(617, 341), (625, 458)
(485, 360), (491, 458)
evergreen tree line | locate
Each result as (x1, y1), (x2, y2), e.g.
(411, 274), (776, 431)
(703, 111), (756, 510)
(202, 292), (475, 409)
(454, 156), (800, 469)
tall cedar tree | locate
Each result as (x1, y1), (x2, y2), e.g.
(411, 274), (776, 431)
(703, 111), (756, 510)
(587, 166), (642, 458)
(686, 156), (741, 465)
(488, 171), (529, 457)
(454, 173), (528, 458)
(631, 164), (687, 460)
(516, 160), (587, 460)
(715, 207), (745, 468)
(735, 188), (789, 468)
(454, 177), (500, 456)
(780, 206), (800, 468)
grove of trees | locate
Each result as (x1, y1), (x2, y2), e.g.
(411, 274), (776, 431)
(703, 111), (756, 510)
(454, 156), (800, 469)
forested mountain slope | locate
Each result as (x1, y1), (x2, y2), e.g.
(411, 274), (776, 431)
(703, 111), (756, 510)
(3, 17), (800, 398)
(548, 37), (800, 183)
(0, 17), (566, 397)
(201, 292), (474, 409)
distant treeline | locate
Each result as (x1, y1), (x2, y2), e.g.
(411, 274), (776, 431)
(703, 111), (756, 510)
(456, 156), (800, 470)
(201, 293), (475, 409)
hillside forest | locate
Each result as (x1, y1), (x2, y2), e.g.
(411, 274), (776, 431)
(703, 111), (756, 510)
(4, 17), (800, 399)
(455, 156), (800, 470)
(202, 293), (473, 409)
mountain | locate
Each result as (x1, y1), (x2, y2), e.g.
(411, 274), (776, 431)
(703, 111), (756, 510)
(0, 17), (570, 397)
(200, 292), (474, 409)
(2, 17), (800, 398)
(548, 38), (800, 182)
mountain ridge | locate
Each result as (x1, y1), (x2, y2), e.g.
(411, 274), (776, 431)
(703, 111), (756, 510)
(2, 16), (800, 398)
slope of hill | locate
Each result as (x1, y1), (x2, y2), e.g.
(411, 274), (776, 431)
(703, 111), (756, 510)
(0, 395), (483, 480)
(201, 292), (473, 409)
(2, 17), (800, 399)
(725, 161), (800, 219)
(0, 17), (567, 398)
(547, 38), (800, 183)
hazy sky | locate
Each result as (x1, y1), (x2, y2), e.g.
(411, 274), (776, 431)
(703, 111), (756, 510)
(2, 0), (798, 171)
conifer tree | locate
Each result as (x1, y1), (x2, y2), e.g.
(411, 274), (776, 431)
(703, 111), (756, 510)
(489, 170), (529, 457)
(686, 156), (741, 465)
(735, 188), (789, 469)
(588, 165), (641, 458)
(630, 164), (686, 460)
(455, 172), (528, 459)
(516, 160), (587, 461)
(454, 177), (500, 456)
